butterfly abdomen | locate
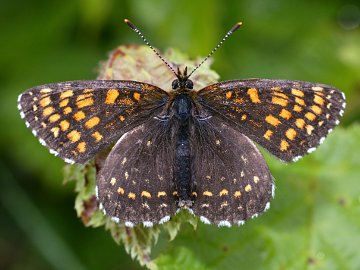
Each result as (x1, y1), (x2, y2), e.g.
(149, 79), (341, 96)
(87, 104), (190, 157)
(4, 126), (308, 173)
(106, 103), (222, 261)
(173, 94), (194, 207)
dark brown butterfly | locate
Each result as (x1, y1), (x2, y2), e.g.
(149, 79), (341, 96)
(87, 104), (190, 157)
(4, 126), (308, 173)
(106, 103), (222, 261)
(18, 19), (345, 227)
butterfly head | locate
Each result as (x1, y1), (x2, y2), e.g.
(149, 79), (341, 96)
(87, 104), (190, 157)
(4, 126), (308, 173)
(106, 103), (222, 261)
(172, 66), (194, 90)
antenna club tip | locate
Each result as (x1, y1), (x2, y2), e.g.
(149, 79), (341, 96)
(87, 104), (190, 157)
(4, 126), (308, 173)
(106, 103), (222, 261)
(124, 18), (136, 30)
(229, 21), (243, 33)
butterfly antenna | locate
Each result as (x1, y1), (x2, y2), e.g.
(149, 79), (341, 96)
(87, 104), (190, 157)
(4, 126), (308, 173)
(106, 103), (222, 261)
(124, 19), (178, 77)
(187, 22), (243, 78)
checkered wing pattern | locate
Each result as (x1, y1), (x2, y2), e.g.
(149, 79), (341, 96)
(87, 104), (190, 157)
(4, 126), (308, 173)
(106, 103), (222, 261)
(190, 117), (273, 226)
(196, 79), (346, 162)
(18, 80), (168, 164)
(96, 118), (177, 227)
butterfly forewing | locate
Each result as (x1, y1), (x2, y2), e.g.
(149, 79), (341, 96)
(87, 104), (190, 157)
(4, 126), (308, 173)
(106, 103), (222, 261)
(196, 79), (346, 162)
(97, 118), (177, 226)
(190, 117), (274, 226)
(18, 80), (169, 163)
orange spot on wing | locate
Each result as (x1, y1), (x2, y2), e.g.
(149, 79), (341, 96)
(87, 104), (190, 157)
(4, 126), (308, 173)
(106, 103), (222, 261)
(279, 108), (292, 119)
(105, 89), (119, 104)
(265, 115), (281, 126)
(39, 96), (51, 107)
(77, 141), (86, 153)
(285, 128), (297, 140)
(67, 130), (81, 143)
(280, 140), (289, 151)
(85, 116), (100, 129)
(247, 88), (261, 103)
(48, 113), (60, 123)
(59, 98), (69, 107)
(133, 92), (141, 101)
(73, 111), (86, 121)
(272, 92), (288, 106)
(291, 88), (304, 97)
(60, 90), (73, 99)
(43, 106), (54, 116)
(295, 118), (305, 129)
(263, 130), (273, 140)
(305, 112), (316, 121)
(91, 131), (103, 142)
(76, 97), (94, 109)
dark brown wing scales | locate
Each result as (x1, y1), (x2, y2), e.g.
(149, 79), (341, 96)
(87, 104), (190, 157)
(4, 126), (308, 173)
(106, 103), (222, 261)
(18, 80), (168, 163)
(97, 118), (177, 226)
(196, 79), (346, 162)
(190, 117), (274, 226)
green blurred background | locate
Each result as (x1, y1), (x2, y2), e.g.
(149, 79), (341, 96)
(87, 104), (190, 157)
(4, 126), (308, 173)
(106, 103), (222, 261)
(1, 0), (360, 269)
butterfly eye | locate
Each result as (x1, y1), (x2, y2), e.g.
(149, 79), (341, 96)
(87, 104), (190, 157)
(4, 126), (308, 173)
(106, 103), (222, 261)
(185, 80), (193, 89)
(172, 79), (180, 89)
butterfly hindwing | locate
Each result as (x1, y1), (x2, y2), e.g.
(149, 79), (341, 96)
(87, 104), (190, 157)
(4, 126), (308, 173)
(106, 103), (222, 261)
(18, 80), (169, 163)
(196, 79), (346, 162)
(190, 116), (274, 226)
(96, 118), (177, 227)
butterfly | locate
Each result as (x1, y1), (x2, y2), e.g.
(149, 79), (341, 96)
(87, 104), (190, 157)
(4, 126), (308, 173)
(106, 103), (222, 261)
(17, 19), (346, 227)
